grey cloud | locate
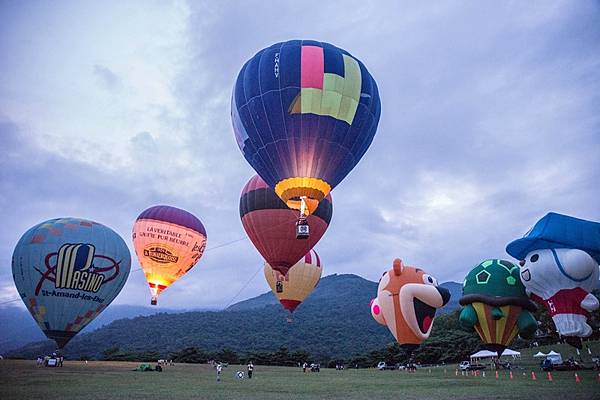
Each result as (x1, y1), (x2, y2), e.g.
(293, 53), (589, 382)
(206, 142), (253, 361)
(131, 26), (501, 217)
(1, 1), (599, 310)
(131, 131), (157, 151)
(93, 64), (122, 90)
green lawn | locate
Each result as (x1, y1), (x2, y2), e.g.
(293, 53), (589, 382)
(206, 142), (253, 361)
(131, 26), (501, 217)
(1, 359), (599, 400)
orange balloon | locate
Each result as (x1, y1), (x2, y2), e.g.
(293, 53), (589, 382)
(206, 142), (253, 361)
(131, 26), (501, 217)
(370, 259), (450, 349)
(132, 205), (207, 305)
(264, 249), (322, 313)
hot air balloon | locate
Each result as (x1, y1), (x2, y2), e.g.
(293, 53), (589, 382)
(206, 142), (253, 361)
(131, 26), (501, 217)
(459, 259), (537, 354)
(132, 205), (207, 305)
(12, 218), (131, 349)
(240, 175), (332, 276)
(506, 213), (600, 348)
(370, 259), (450, 350)
(232, 40), (380, 237)
(264, 249), (322, 314)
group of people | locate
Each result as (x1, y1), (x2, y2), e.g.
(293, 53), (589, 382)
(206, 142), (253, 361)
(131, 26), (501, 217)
(301, 362), (320, 372)
(36, 353), (63, 367)
(215, 361), (254, 382)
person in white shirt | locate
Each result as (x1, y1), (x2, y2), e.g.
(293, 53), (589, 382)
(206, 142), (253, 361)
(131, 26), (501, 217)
(216, 363), (223, 382)
(247, 361), (254, 379)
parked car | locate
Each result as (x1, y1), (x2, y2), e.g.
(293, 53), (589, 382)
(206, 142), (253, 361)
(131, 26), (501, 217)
(377, 361), (400, 370)
(544, 358), (595, 372)
(459, 361), (486, 371)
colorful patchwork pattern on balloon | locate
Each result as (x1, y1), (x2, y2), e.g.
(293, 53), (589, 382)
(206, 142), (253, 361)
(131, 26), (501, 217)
(12, 218), (131, 348)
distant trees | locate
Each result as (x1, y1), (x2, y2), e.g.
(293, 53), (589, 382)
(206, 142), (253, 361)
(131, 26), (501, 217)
(101, 347), (161, 362)
(85, 303), (600, 367)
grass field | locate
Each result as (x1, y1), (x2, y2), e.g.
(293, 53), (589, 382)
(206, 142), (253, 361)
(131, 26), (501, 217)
(1, 359), (599, 400)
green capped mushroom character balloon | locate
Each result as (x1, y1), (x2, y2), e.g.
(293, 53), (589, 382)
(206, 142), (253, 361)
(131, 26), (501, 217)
(459, 259), (537, 354)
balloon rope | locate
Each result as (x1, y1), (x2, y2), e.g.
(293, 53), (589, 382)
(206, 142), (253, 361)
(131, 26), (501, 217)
(0, 298), (21, 306)
(221, 262), (264, 310)
(3, 218), (318, 307)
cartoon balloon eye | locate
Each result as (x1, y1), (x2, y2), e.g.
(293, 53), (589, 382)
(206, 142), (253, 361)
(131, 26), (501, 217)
(422, 274), (437, 286)
(378, 271), (387, 283)
(530, 254), (539, 263)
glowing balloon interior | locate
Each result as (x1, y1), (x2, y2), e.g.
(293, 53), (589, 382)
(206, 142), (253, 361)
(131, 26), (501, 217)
(264, 249), (322, 313)
(240, 175), (332, 275)
(133, 205), (207, 305)
(12, 218), (131, 348)
(232, 40), (381, 215)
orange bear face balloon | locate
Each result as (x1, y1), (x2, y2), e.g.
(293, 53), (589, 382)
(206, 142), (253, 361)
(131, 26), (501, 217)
(370, 259), (451, 349)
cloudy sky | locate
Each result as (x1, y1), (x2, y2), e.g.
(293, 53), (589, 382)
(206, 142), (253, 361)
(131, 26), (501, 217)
(1, 1), (599, 310)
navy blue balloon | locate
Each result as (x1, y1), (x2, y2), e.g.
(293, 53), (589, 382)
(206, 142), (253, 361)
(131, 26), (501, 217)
(231, 40), (381, 212)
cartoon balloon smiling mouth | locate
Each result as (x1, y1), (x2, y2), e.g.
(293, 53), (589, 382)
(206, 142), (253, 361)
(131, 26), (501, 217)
(401, 283), (450, 336)
(521, 269), (531, 282)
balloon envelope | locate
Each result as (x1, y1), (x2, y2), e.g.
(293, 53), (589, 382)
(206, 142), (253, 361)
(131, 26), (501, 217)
(264, 249), (322, 313)
(240, 175), (332, 275)
(372, 259), (450, 349)
(132, 205), (207, 304)
(232, 40), (381, 214)
(12, 218), (131, 348)
(458, 259), (537, 353)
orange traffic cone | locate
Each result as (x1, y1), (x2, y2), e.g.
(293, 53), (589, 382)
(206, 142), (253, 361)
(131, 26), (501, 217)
(510, 371), (513, 380)
(575, 373), (581, 383)
(531, 371), (537, 381)
(547, 372), (553, 382)
(495, 370), (499, 379)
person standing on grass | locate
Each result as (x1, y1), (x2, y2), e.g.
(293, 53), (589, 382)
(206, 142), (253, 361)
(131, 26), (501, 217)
(216, 363), (223, 382)
(247, 361), (254, 379)
(302, 362), (307, 373)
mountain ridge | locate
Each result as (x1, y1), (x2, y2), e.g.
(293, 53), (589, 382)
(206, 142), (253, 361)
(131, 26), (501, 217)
(5, 274), (463, 359)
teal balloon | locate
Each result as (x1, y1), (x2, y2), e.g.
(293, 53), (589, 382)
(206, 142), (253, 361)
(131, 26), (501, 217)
(12, 218), (131, 348)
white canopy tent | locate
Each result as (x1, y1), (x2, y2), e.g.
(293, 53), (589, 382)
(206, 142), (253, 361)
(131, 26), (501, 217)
(470, 350), (497, 362)
(546, 350), (563, 365)
(500, 349), (521, 358)
(470, 349), (521, 362)
(533, 351), (547, 358)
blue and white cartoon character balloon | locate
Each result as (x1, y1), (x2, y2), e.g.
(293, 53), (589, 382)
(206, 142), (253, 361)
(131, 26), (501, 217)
(506, 212), (600, 347)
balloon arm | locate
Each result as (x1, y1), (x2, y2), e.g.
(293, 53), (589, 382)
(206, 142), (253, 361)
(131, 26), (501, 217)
(517, 311), (538, 338)
(581, 293), (599, 312)
(458, 305), (477, 330)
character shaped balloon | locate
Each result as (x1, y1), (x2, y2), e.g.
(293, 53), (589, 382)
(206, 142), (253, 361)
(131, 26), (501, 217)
(459, 259), (537, 354)
(12, 218), (131, 348)
(232, 40), (380, 234)
(133, 205), (207, 305)
(264, 249), (322, 315)
(506, 212), (600, 348)
(240, 175), (332, 276)
(370, 259), (450, 350)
